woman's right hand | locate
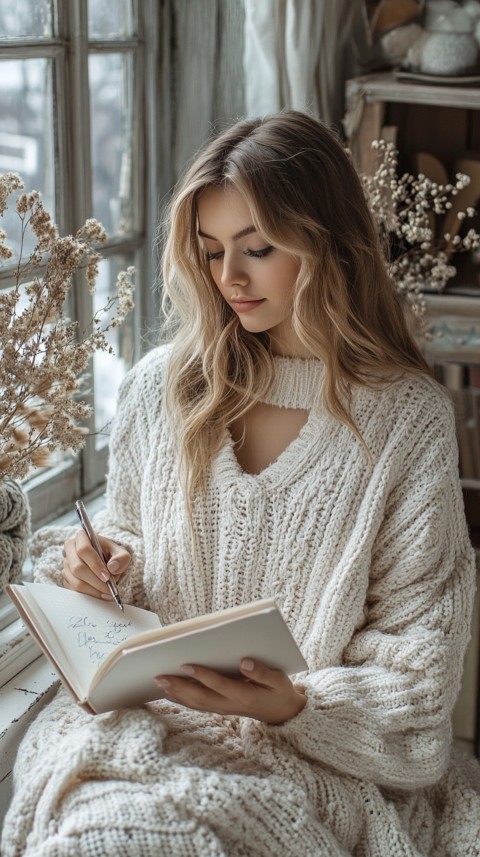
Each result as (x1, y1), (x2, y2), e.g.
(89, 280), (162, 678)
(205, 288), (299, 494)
(62, 530), (131, 599)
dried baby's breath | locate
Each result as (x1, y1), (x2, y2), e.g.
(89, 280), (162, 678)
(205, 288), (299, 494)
(363, 141), (480, 328)
(0, 173), (135, 482)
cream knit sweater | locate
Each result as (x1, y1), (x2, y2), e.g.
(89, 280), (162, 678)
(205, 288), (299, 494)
(2, 345), (480, 857)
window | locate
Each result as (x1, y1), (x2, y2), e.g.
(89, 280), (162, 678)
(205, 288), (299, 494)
(0, 0), (159, 680)
(0, 0), (157, 528)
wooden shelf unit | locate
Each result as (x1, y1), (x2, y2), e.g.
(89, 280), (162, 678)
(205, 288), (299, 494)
(345, 71), (480, 175)
(345, 71), (480, 758)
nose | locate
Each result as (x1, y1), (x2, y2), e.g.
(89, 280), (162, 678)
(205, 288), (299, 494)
(220, 252), (249, 289)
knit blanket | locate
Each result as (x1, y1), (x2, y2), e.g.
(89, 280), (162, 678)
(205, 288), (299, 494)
(3, 687), (480, 856)
(0, 478), (30, 592)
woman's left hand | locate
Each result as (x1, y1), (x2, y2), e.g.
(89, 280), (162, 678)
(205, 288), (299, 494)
(154, 658), (306, 724)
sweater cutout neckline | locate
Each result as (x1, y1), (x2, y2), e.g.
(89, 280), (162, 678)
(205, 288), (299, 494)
(215, 356), (325, 487)
(258, 355), (324, 410)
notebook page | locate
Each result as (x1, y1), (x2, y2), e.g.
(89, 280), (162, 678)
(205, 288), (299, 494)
(20, 583), (161, 693)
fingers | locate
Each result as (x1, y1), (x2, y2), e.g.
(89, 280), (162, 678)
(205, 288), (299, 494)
(154, 660), (292, 717)
(62, 559), (110, 598)
(238, 658), (287, 690)
(179, 660), (285, 701)
(154, 673), (225, 713)
(62, 531), (110, 597)
(154, 659), (307, 723)
(62, 530), (131, 599)
(98, 536), (131, 578)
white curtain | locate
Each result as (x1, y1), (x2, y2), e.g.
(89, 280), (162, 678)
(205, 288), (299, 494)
(243, 0), (370, 129)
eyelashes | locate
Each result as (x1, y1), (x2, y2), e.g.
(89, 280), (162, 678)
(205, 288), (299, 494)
(245, 246), (274, 259)
(205, 246), (274, 262)
(205, 251), (223, 261)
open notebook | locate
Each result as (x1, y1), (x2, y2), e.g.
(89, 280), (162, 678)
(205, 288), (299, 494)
(6, 582), (307, 714)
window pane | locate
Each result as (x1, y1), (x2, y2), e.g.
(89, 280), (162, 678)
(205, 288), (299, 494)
(93, 256), (135, 445)
(0, 59), (55, 263)
(88, 0), (133, 39)
(89, 53), (134, 237)
(0, 0), (53, 39)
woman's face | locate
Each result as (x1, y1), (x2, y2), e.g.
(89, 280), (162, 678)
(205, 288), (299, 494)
(197, 186), (309, 357)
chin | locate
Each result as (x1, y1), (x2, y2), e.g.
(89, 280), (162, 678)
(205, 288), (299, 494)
(237, 319), (270, 334)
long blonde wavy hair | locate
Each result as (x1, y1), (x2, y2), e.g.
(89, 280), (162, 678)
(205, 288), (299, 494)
(161, 110), (429, 502)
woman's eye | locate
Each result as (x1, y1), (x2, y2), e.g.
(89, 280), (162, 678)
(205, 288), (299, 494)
(205, 245), (273, 262)
(244, 246), (273, 259)
(205, 250), (224, 261)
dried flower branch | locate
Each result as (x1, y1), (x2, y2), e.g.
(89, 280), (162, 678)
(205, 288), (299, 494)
(362, 140), (480, 327)
(0, 173), (135, 482)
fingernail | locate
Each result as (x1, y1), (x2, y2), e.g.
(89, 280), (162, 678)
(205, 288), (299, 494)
(108, 560), (119, 572)
(99, 571), (110, 582)
(241, 658), (255, 671)
(155, 678), (170, 688)
(180, 664), (195, 675)
(101, 593), (113, 600)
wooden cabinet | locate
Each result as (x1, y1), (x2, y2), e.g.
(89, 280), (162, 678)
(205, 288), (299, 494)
(345, 71), (480, 757)
(345, 71), (480, 175)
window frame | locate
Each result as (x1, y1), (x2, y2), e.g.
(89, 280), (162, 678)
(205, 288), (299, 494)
(0, 0), (160, 683)
(0, 0), (159, 529)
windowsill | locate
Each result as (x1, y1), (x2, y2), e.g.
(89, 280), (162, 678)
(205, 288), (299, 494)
(0, 658), (59, 778)
(0, 658), (59, 823)
(0, 621), (41, 687)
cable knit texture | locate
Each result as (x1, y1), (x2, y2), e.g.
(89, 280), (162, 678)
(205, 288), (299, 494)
(0, 477), (30, 592)
(2, 344), (480, 856)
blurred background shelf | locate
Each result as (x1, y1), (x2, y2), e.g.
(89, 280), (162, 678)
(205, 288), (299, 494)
(346, 71), (480, 758)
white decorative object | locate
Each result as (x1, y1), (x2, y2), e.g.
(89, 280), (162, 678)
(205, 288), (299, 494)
(463, 0), (480, 19)
(381, 22), (424, 64)
(420, 30), (478, 73)
(381, 0), (480, 73)
(425, 1), (474, 31)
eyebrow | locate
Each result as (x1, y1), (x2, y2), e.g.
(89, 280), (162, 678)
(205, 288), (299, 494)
(197, 225), (257, 242)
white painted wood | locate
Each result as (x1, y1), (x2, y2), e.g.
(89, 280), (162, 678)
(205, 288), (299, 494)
(346, 71), (480, 111)
(422, 295), (480, 363)
(0, 657), (59, 828)
(0, 771), (13, 830)
(425, 294), (480, 319)
(0, 622), (41, 688)
(0, 596), (17, 634)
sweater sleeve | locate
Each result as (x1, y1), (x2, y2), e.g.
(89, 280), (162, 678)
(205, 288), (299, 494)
(265, 393), (477, 790)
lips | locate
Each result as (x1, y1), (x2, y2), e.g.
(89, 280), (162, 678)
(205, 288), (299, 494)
(231, 298), (265, 313)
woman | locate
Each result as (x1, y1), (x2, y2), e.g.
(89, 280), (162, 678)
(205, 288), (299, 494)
(2, 111), (479, 856)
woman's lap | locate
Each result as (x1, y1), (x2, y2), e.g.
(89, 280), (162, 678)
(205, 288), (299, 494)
(1, 689), (348, 857)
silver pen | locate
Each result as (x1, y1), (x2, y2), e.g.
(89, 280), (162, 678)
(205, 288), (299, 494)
(74, 499), (124, 612)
